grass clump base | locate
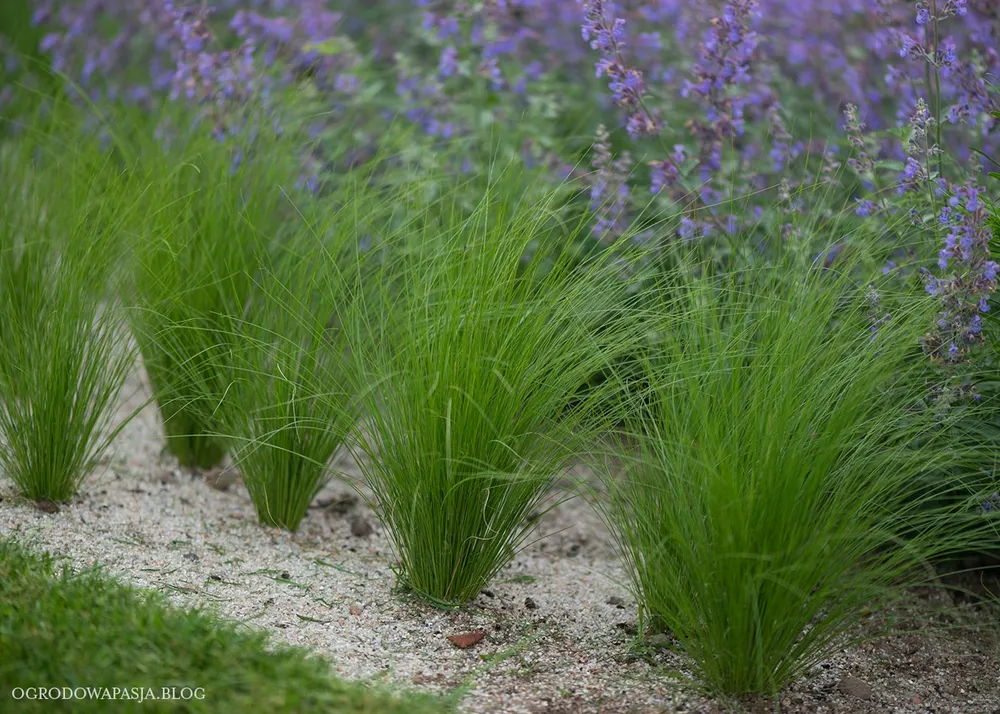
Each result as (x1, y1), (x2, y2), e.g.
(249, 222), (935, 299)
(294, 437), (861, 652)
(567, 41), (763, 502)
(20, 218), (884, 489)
(157, 410), (228, 471)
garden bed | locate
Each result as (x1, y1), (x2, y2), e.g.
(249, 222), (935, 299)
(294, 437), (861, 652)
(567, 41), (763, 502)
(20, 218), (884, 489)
(1, 367), (997, 714)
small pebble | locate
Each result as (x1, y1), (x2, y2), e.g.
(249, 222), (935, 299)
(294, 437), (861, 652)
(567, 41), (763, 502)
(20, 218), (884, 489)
(647, 633), (671, 649)
(616, 621), (638, 636)
(205, 470), (238, 492)
(838, 675), (873, 701)
(349, 514), (373, 537)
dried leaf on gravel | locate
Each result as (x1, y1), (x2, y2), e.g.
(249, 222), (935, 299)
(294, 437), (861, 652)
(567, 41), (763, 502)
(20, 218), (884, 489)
(447, 630), (486, 649)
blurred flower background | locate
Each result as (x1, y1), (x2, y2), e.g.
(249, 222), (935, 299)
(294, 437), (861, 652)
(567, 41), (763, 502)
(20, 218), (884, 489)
(3, 0), (999, 367)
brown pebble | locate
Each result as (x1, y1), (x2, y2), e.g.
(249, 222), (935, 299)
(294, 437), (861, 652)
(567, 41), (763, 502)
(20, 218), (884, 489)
(36, 499), (60, 514)
(447, 630), (486, 649)
(838, 675), (873, 701)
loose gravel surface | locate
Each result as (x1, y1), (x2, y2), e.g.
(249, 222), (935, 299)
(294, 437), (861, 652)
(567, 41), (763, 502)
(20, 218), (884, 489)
(1, 368), (998, 714)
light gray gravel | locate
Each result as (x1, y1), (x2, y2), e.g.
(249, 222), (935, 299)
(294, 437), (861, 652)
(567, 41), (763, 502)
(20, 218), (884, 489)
(1, 366), (998, 714)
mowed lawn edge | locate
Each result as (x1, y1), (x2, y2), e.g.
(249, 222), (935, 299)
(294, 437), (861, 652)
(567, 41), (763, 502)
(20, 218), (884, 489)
(0, 538), (453, 714)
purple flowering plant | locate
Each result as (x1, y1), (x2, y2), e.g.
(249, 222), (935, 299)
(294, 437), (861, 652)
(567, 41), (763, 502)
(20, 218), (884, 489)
(14, 3), (1000, 342)
(15, 1), (1000, 353)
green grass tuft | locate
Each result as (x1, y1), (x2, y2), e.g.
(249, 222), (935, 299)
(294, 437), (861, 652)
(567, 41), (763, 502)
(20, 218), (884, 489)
(345, 169), (643, 604)
(601, 255), (995, 697)
(159, 212), (373, 531)
(121, 123), (299, 470)
(0, 118), (139, 502)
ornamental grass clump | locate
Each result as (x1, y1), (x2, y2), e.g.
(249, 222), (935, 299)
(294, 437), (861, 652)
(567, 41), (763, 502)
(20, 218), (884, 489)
(603, 255), (994, 697)
(123, 124), (298, 469)
(0, 117), (140, 502)
(156, 185), (387, 531)
(346, 170), (643, 604)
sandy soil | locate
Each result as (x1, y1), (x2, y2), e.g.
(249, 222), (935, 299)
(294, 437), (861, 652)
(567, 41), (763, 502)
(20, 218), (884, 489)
(1, 368), (998, 714)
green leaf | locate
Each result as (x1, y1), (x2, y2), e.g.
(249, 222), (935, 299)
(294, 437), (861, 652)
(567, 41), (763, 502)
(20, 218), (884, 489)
(972, 147), (1000, 169)
(302, 38), (347, 56)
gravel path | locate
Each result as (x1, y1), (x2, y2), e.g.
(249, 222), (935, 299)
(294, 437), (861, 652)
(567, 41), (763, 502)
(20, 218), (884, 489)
(1, 367), (998, 714)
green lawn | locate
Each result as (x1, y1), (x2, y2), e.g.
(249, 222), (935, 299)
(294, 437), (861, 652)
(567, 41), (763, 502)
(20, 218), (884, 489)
(0, 539), (450, 713)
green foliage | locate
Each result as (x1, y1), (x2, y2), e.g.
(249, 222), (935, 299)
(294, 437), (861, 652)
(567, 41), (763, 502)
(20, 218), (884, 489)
(0, 2), (60, 126)
(0, 538), (450, 713)
(601, 256), (994, 696)
(0, 114), (139, 502)
(157, 192), (382, 531)
(121, 119), (300, 469)
(344, 169), (643, 604)
(3, 77), (997, 699)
